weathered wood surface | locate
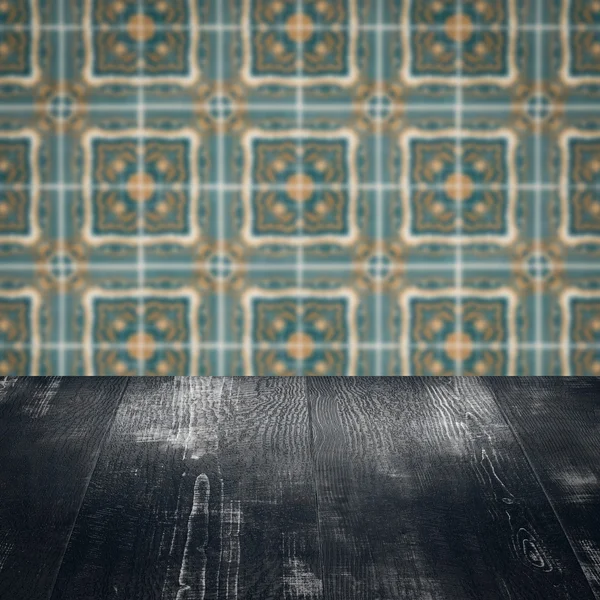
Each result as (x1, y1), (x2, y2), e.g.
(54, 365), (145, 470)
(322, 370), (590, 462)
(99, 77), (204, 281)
(487, 377), (600, 598)
(0, 377), (599, 600)
(215, 377), (321, 600)
(306, 377), (596, 600)
(51, 376), (321, 600)
(0, 376), (128, 600)
(50, 377), (225, 600)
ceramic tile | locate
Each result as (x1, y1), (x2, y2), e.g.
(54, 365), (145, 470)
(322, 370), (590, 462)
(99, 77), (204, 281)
(1, 0), (599, 374)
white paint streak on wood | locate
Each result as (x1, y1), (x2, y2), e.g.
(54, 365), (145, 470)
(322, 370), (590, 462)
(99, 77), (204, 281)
(215, 378), (235, 600)
(0, 376), (18, 403)
(0, 533), (14, 572)
(283, 532), (323, 599)
(223, 500), (241, 600)
(157, 378), (224, 600)
(135, 378), (225, 457)
(176, 474), (210, 600)
(22, 376), (61, 418)
(555, 469), (598, 489)
(165, 489), (183, 560)
(187, 377), (224, 460)
(424, 381), (465, 457)
(579, 539), (600, 586)
(214, 475), (224, 600)
(480, 448), (516, 503)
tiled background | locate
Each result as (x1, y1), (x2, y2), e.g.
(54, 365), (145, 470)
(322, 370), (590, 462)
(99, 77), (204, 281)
(1, 0), (600, 375)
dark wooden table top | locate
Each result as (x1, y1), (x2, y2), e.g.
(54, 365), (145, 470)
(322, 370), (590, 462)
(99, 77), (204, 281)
(0, 377), (599, 600)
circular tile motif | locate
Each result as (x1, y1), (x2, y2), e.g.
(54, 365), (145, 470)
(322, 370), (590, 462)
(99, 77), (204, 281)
(49, 251), (76, 282)
(526, 251), (553, 281)
(208, 253), (234, 280)
(367, 253), (392, 281)
(367, 94), (393, 122)
(48, 94), (75, 123)
(285, 12), (314, 43)
(208, 94), (234, 122)
(526, 93), (552, 122)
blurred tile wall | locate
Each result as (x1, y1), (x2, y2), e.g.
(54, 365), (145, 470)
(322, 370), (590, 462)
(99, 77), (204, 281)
(1, 0), (600, 374)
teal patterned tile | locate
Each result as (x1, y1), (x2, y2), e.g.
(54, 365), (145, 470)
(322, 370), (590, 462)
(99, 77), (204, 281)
(0, 289), (40, 375)
(38, 350), (86, 375)
(242, 0), (358, 85)
(241, 290), (357, 375)
(1, 0), (600, 374)
(0, 0), (42, 95)
(0, 264), (40, 375)
(561, 292), (600, 375)
(37, 264), (212, 374)
(543, 269), (600, 375)
(241, 130), (359, 245)
(405, 0), (516, 82)
(84, 0), (200, 83)
(86, 292), (198, 375)
(561, 1), (600, 84)
(519, 0), (561, 25)
(402, 291), (516, 376)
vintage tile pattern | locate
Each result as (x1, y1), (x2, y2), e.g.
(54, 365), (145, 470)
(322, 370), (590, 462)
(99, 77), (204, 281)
(242, 129), (358, 244)
(400, 289), (516, 376)
(85, 289), (199, 374)
(84, 0), (200, 84)
(402, 0), (517, 85)
(243, 289), (357, 375)
(1, 0), (600, 374)
(82, 129), (200, 242)
(0, 131), (40, 242)
(242, 0), (358, 85)
(400, 129), (517, 242)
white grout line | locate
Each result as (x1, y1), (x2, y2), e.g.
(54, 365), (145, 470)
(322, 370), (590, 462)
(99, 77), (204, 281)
(375, 0), (384, 376)
(295, 0), (305, 375)
(2, 102), (600, 113)
(454, 0), (464, 376)
(534, 0), (544, 375)
(135, 0), (146, 375)
(2, 23), (600, 32)
(216, 0), (225, 375)
(4, 341), (600, 352)
(2, 261), (599, 273)
(0, 182), (592, 192)
(56, 0), (67, 375)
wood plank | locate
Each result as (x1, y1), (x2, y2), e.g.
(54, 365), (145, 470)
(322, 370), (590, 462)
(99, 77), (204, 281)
(306, 376), (596, 600)
(215, 377), (321, 600)
(486, 377), (600, 598)
(50, 376), (224, 600)
(0, 376), (129, 600)
(51, 376), (321, 600)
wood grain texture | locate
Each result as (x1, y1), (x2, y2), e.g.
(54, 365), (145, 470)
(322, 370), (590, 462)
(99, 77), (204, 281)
(50, 377), (225, 600)
(486, 377), (600, 598)
(306, 376), (596, 600)
(0, 376), (129, 600)
(216, 377), (321, 600)
(51, 376), (321, 600)
(3, 376), (598, 600)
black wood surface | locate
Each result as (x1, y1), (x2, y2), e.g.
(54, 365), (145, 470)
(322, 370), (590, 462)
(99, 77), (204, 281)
(487, 377), (600, 598)
(215, 377), (321, 600)
(0, 376), (128, 600)
(0, 377), (598, 600)
(306, 377), (595, 600)
(50, 377), (225, 600)
(51, 377), (321, 600)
